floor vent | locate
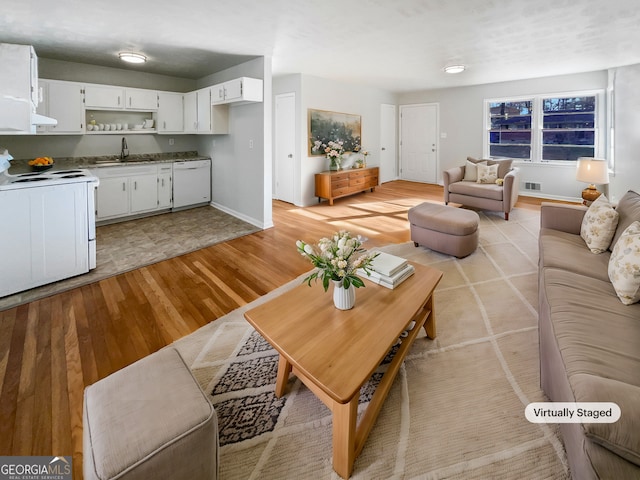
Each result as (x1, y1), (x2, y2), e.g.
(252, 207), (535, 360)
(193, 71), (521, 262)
(524, 182), (541, 191)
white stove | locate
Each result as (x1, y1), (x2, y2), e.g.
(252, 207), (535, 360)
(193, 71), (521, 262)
(0, 168), (98, 190)
(0, 157), (100, 297)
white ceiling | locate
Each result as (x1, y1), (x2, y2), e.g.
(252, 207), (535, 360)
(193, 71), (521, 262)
(2, 0), (639, 92)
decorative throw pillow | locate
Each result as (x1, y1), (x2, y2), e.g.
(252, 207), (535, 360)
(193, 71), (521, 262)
(476, 163), (499, 184)
(463, 160), (486, 181)
(580, 195), (619, 253)
(608, 221), (640, 305)
(467, 157), (513, 178)
(609, 190), (640, 251)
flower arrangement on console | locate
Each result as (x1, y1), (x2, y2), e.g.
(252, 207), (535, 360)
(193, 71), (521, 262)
(312, 139), (345, 170)
(296, 231), (378, 291)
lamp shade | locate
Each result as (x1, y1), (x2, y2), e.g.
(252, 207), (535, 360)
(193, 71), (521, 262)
(576, 157), (609, 185)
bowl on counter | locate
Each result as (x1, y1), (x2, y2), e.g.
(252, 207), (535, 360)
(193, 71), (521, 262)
(133, 124), (144, 130)
(31, 164), (54, 172)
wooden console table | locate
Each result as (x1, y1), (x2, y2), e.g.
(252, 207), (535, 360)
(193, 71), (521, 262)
(315, 167), (379, 205)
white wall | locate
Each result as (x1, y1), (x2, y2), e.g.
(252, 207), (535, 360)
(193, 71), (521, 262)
(611, 64), (640, 202)
(196, 57), (272, 228)
(273, 74), (397, 206)
(398, 71), (609, 201)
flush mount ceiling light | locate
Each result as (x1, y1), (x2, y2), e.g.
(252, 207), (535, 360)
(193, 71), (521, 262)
(118, 52), (147, 64)
(444, 64), (465, 74)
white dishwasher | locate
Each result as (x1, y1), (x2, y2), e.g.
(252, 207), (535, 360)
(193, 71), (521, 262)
(172, 159), (211, 210)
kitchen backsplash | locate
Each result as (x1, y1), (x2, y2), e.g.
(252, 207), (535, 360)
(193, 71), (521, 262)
(0, 133), (198, 160)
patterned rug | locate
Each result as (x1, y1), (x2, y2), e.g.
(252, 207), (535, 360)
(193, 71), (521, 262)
(172, 208), (571, 479)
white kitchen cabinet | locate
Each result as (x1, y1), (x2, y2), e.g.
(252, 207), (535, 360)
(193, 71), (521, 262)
(92, 164), (169, 221)
(212, 77), (263, 105)
(0, 183), (89, 297)
(157, 91), (184, 133)
(184, 88), (229, 134)
(84, 84), (126, 109)
(129, 173), (158, 213)
(37, 80), (84, 134)
(158, 164), (173, 208)
(84, 84), (158, 111)
(95, 176), (129, 218)
(126, 88), (158, 111)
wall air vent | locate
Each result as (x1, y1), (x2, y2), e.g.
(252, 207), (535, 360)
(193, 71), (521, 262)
(524, 182), (542, 191)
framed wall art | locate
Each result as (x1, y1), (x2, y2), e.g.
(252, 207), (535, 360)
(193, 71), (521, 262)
(308, 109), (361, 156)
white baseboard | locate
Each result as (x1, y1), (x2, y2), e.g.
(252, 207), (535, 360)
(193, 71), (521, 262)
(518, 191), (581, 203)
(209, 202), (272, 229)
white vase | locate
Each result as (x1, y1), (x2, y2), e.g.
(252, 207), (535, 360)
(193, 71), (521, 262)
(332, 280), (356, 310)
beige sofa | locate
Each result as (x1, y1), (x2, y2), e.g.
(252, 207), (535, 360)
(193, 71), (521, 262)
(538, 191), (640, 479)
(443, 157), (520, 220)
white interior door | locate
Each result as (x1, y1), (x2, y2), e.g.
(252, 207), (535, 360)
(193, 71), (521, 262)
(275, 93), (296, 204)
(380, 104), (397, 183)
(400, 103), (439, 183)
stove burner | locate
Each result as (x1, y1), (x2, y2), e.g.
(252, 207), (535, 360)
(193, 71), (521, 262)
(60, 174), (86, 178)
(51, 170), (84, 175)
(14, 177), (49, 183)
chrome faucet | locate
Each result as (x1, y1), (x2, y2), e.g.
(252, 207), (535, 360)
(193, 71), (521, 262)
(120, 137), (129, 160)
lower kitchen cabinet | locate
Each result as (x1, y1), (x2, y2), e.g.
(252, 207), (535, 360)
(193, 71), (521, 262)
(158, 164), (173, 208)
(92, 164), (170, 222)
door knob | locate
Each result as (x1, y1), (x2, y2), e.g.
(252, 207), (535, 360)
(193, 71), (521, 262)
(288, 154), (293, 158)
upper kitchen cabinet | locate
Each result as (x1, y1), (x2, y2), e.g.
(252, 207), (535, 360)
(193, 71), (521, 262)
(126, 88), (158, 110)
(157, 91), (184, 134)
(84, 84), (158, 111)
(37, 80), (84, 134)
(84, 84), (126, 109)
(184, 87), (229, 134)
(212, 77), (263, 105)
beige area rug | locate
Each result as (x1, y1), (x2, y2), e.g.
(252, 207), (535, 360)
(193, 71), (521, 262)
(0, 206), (260, 310)
(172, 208), (571, 479)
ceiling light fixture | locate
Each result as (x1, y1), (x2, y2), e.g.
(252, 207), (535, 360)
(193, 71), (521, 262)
(444, 64), (465, 74)
(118, 52), (147, 64)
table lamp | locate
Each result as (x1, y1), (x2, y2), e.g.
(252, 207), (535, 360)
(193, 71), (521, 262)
(576, 157), (609, 204)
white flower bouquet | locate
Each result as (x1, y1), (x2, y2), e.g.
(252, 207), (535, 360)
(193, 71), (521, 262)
(296, 231), (378, 291)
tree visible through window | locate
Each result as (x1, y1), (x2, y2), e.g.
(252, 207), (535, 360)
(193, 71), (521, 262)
(488, 100), (532, 159)
(485, 92), (601, 163)
(542, 96), (596, 161)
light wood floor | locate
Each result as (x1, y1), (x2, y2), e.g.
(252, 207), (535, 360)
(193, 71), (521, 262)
(0, 180), (545, 478)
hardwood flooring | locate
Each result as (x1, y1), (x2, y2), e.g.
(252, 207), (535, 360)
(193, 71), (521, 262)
(0, 180), (544, 479)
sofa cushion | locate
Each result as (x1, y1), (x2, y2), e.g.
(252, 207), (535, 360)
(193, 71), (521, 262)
(542, 268), (640, 386)
(608, 221), (640, 305)
(580, 194), (619, 253)
(463, 160), (486, 181)
(539, 228), (611, 282)
(476, 163), (498, 184)
(467, 156), (513, 179)
(571, 374), (640, 467)
(448, 181), (504, 201)
(611, 190), (640, 250)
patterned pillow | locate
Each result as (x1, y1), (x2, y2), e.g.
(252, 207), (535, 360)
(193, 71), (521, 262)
(476, 163), (498, 184)
(608, 221), (640, 305)
(580, 195), (619, 253)
(463, 160), (486, 181)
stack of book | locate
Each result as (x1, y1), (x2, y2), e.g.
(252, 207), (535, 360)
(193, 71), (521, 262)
(357, 251), (415, 289)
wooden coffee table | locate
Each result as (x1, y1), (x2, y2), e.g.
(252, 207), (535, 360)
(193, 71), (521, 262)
(244, 262), (442, 478)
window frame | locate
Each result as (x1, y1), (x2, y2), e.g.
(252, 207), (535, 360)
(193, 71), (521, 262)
(483, 89), (606, 164)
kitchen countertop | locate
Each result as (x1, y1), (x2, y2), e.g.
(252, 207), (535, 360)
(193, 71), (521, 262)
(8, 151), (210, 174)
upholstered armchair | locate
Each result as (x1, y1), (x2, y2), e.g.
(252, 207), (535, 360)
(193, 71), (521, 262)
(443, 157), (520, 220)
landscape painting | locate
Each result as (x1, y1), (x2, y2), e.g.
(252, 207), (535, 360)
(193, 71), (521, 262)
(308, 109), (361, 156)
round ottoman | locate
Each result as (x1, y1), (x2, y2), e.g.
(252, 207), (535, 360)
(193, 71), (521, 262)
(408, 203), (479, 258)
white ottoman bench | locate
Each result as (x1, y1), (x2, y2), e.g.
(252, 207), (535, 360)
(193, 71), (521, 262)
(83, 348), (218, 480)
(408, 203), (479, 258)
